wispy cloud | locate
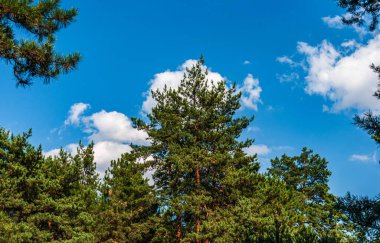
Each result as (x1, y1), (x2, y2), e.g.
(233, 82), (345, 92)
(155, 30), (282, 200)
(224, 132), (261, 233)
(350, 152), (377, 163)
(322, 14), (369, 37)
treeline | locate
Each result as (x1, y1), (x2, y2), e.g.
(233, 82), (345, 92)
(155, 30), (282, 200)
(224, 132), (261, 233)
(0, 59), (372, 242)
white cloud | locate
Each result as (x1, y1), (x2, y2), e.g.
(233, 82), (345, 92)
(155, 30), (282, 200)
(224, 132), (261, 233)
(239, 74), (262, 111)
(44, 148), (61, 157)
(142, 60), (262, 113)
(44, 141), (132, 177)
(47, 103), (150, 176)
(350, 152), (377, 163)
(49, 59), (264, 176)
(243, 60), (251, 65)
(93, 141), (133, 173)
(322, 16), (345, 29)
(341, 40), (360, 49)
(277, 56), (296, 65)
(84, 110), (149, 145)
(276, 55), (306, 70)
(142, 59), (224, 114)
(350, 154), (370, 161)
(298, 35), (380, 113)
(276, 72), (300, 83)
(44, 143), (79, 157)
(322, 14), (369, 37)
(64, 103), (90, 126)
(244, 144), (271, 156)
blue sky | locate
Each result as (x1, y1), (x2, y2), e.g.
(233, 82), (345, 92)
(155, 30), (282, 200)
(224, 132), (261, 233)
(1, 0), (379, 196)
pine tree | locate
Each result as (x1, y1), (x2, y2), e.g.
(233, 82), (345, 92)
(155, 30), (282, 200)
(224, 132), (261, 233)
(0, 129), (46, 241)
(0, 129), (99, 241)
(133, 57), (259, 242)
(337, 0), (380, 31)
(336, 1), (380, 239)
(29, 142), (99, 241)
(268, 148), (356, 241)
(96, 152), (158, 242)
(339, 193), (380, 241)
(0, 0), (80, 86)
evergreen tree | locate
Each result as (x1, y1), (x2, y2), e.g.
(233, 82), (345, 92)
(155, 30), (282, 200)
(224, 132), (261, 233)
(268, 148), (356, 241)
(336, 2), (380, 239)
(339, 193), (380, 241)
(0, 129), (46, 241)
(133, 57), (259, 242)
(337, 0), (380, 31)
(228, 175), (305, 242)
(0, 129), (99, 241)
(29, 143), (99, 241)
(0, 0), (80, 86)
(96, 152), (158, 242)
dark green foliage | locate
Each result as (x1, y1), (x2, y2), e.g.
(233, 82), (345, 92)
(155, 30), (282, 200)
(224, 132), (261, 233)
(96, 152), (158, 242)
(267, 148), (356, 241)
(133, 57), (259, 242)
(0, 129), (98, 241)
(338, 0), (380, 31)
(232, 175), (306, 242)
(0, 129), (46, 241)
(0, 0), (80, 86)
(339, 193), (380, 241)
(354, 110), (380, 146)
(35, 142), (99, 241)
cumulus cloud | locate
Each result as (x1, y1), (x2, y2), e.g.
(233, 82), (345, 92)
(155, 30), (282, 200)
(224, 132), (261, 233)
(93, 141), (133, 173)
(45, 141), (133, 177)
(44, 143), (79, 157)
(142, 59), (262, 113)
(84, 110), (149, 145)
(48, 59), (264, 176)
(243, 60), (251, 65)
(244, 144), (271, 156)
(239, 74), (262, 110)
(46, 103), (149, 176)
(64, 103), (90, 126)
(298, 35), (380, 113)
(142, 60), (224, 114)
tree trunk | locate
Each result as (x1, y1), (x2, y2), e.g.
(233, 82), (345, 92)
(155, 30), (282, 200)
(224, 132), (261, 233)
(194, 124), (201, 243)
(275, 219), (281, 243)
(177, 214), (181, 243)
(196, 164), (201, 243)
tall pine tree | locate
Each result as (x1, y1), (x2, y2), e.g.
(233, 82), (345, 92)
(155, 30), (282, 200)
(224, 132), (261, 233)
(133, 57), (258, 242)
(268, 148), (356, 241)
(96, 152), (158, 242)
